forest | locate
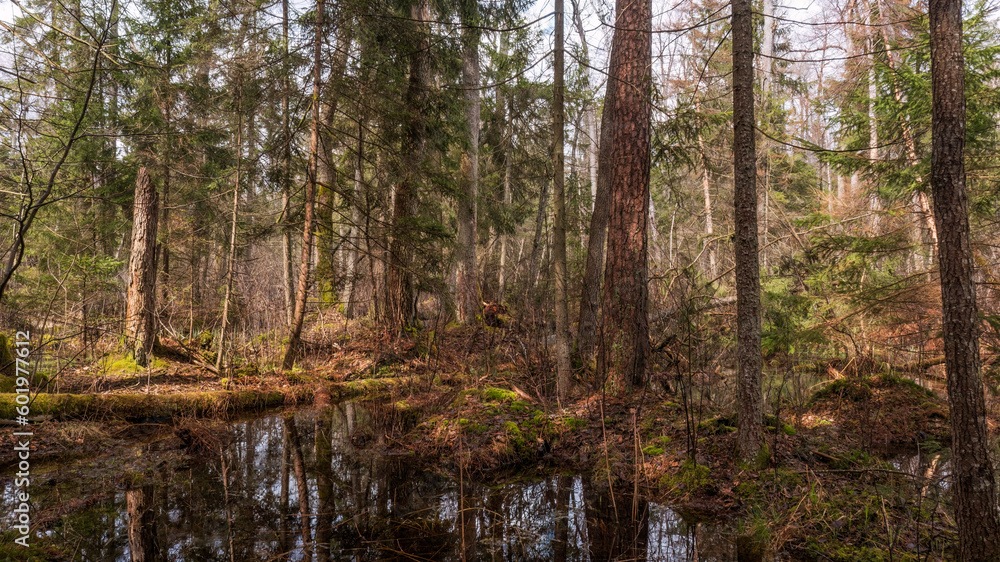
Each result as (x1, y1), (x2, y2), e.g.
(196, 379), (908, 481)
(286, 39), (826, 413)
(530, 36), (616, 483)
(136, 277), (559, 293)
(2, 0), (1000, 558)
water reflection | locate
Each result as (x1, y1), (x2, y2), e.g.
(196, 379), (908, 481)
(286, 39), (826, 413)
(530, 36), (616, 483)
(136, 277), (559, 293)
(2, 404), (736, 560)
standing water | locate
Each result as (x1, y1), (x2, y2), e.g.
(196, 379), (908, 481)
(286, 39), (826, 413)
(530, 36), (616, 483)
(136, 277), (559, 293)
(1, 403), (738, 560)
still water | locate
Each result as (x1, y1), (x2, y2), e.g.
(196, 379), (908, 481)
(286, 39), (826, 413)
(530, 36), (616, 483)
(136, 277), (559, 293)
(2, 403), (737, 560)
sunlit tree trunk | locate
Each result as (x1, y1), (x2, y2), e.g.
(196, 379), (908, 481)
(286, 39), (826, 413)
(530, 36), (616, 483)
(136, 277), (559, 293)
(929, 0), (1000, 556)
(125, 167), (159, 367)
(596, 0), (651, 393)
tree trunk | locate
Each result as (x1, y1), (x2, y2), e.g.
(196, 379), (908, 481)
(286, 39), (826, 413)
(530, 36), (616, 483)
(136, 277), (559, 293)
(576, 39), (618, 363)
(457, 2), (481, 324)
(498, 90), (513, 299)
(733, 0), (763, 462)
(160, 87), (172, 305)
(344, 118), (365, 318)
(552, 0), (572, 402)
(216, 110), (242, 372)
(596, 0), (651, 394)
(315, 24), (354, 305)
(569, 0), (598, 207)
(527, 179), (549, 291)
(125, 167), (159, 367)
(695, 99), (717, 280)
(929, 0), (1000, 556)
(281, 0), (294, 327)
(760, 0), (774, 90)
(384, 0), (430, 332)
(282, 0), (323, 369)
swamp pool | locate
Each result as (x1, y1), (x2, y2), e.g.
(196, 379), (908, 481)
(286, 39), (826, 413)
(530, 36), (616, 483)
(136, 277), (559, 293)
(1, 402), (749, 560)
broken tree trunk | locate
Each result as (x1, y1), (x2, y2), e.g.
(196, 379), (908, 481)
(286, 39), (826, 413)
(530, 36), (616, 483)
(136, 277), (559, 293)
(124, 167), (159, 367)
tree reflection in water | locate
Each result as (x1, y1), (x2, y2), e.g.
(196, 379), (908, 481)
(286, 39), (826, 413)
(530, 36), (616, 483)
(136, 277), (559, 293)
(6, 404), (738, 560)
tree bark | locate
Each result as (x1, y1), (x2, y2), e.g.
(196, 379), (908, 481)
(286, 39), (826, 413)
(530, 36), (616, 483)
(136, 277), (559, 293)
(457, 2), (481, 324)
(929, 0), (1000, 556)
(216, 109), (242, 372)
(498, 89), (513, 299)
(695, 99), (717, 280)
(552, 0), (572, 401)
(733, 0), (763, 462)
(125, 167), (159, 367)
(596, 0), (651, 394)
(344, 118), (365, 318)
(281, 0), (294, 327)
(576, 27), (619, 363)
(384, 0), (431, 332)
(282, 0), (323, 369)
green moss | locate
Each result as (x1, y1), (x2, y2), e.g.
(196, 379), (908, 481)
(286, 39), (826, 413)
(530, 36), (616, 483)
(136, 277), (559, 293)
(661, 458), (712, 492)
(450, 388), (477, 407)
(509, 400), (530, 412)
(831, 449), (878, 470)
(561, 416), (588, 431)
(98, 354), (167, 375)
(877, 373), (934, 397)
(0, 390), (285, 420)
(482, 386), (518, 402)
(503, 420), (522, 436)
(642, 445), (665, 456)
(810, 378), (873, 403)
(197, 330), (214, 349)
(698, 415), (738, 435)
(340, 376), (420, 398)
(0, 333), (14, 377)
(233, 364), (258, 378)
(0, 535), (64, 561)
(735, 480), (760, 499)
(0, 377), (16, 393)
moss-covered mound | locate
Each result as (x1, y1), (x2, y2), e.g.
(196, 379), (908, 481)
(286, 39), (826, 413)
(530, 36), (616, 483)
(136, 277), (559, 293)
(804, 373), (949, 448)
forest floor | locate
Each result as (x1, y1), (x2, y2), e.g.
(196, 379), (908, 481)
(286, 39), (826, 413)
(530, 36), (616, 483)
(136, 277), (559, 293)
(2, 315), (998, 560)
